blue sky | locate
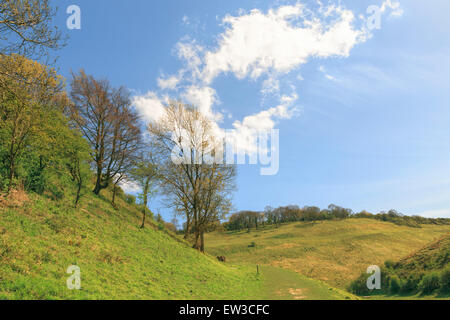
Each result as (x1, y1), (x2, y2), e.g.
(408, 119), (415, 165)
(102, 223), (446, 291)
(54, 0), (450, 220)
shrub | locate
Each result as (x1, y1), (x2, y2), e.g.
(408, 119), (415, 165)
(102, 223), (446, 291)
(349, 273), (371, 295)
(439, 267), (450, 294)
(400, 274), (420, 294)
(418, 272), (440, 294)
(125, 194), (136, 205)
(389, 275), (401, 294)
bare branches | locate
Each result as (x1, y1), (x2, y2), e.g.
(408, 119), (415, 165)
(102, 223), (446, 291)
(0, 0), (65, 60)
(69, 70), (142, 196)
(148, 101), (236, 251)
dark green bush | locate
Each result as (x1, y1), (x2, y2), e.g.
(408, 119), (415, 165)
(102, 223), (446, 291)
(389, 275), (401, 294)
(125, 194), (136, 205)
(418, 272), (440, 294)
(439, 267), (450, 294)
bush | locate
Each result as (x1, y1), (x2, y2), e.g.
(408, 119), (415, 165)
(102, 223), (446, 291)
(125, 194), (136, 205)
(418, 272), (440, 294)
(389, 275), (401, 294)
(439, 267), (450, 294)
(349, 273), (371, 295)
(400, 274), (420, 294)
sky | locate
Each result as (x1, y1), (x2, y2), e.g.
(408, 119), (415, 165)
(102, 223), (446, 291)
(53, 0), (450, 220)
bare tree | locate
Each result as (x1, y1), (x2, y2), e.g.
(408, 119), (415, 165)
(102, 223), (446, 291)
(69, 70), (141, 196)
(148, 101), (236, 252)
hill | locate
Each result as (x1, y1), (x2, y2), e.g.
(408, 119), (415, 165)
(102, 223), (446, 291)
(0, 188), (357, 300)
(395, 235), (449, 275)
(0, 189), (263, 300)
(205, 219), (450, 289)
(349, 235), (449, 298)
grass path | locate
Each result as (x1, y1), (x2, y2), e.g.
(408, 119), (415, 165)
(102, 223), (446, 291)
(256, 265), (358, 300)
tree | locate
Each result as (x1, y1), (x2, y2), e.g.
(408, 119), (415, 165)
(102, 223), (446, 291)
(128, 150), (159, 228)
(0, 54), (66, 192)
(69, 70), (141, 196)
(63, 128), (91, 207)
(0, 0), (65, 59)
(148, 101), (236, 252)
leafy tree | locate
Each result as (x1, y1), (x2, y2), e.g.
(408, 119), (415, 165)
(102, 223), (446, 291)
(0, 54), (66, 192)
(128, 151), (159, 228)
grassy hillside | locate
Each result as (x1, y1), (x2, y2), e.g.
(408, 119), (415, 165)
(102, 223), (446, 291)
(205, 219), (450, 289)
(0, 188), (358, 300)
(0, 189), (263, 300)
(394, 235), (449, 276)
(350, 235), (449, 299)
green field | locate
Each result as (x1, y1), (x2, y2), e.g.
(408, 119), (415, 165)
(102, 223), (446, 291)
(2, 188), (448, 300)
(205, 219), (450, 290)
(0, 189), (358, 300)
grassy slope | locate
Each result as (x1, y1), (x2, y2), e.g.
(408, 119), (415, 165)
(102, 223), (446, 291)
(372, 235), (450, 300)
(0, 190), (263, 300)
(205, 219), (450, 289)
(395, 235), (449, 276)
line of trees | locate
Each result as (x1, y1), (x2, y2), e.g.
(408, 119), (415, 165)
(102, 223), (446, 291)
(223, 205), (450, 231)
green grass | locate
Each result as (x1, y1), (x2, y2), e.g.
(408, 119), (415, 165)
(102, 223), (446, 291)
(0, 189), (264, 300)
(205, 219), (450, 289)
(256, 265), (358, 300)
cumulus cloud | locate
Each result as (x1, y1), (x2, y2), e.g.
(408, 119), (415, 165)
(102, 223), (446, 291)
(201, 4), (367, 84)
(157, 75), (181, 90)
(230, 93), (299, 153)
(181, 85), (222, 121)
(132, 91), (167, 123)
(132, 2), (396, 156)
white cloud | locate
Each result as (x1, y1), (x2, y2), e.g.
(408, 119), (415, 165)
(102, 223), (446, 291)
(157, 75), (181, 90)
(201, 4), (367, 84)
(182, 85), (222, 122)
(133, 2), (395, 157)
(318, 65), (338, 81)
(119, 179), (141, 194)
(380, 0), (404, 18)
(132, 91), (167, 123)
(230, 93), (299, 153)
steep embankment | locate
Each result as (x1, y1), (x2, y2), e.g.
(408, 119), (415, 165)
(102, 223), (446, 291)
(205, 219), (450, 289)
(0, 190), (262, 299)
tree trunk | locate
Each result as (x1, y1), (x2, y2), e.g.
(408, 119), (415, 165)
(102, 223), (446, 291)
(200, 230), (205, 253)
(7, 156), (14, 193)
(192, 229), (200, 250)
(140, 208), (146, 229)
(75, 180), (82, 208)
(184, 215), (191, 239)
(140, 179), (150, 229)
(93, 168), (102, 195)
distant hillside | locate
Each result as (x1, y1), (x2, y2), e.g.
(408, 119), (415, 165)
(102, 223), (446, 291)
(395, 235), (449, 275)
(205, 219), (450, 289)
(0, 188), (263, 299)
(349, 235), (449, 298)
